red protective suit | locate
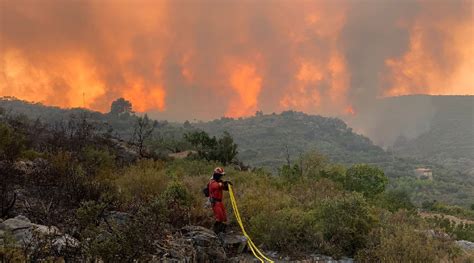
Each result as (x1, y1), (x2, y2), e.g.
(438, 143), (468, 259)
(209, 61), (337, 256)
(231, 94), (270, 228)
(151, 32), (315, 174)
(209, 180), (227, 222)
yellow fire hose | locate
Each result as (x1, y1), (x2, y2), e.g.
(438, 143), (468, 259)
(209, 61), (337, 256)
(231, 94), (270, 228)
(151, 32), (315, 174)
(228, 184), (274, 263)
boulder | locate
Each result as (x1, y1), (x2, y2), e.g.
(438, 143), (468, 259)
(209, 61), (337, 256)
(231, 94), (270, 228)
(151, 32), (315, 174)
(181, 225), (227, 262)
(0, 215), (79, 251)
(0, 215), (32, 230)
(456, 240), (474, 251)
(222, 232), (248, 255)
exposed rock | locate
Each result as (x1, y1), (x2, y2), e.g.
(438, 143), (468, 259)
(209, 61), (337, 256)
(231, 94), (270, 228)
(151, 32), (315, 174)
(0, 215), (79, 251)
(222, 232), (248, 255)
(52, 234), (80, 252)
(0, 215), (32, 230)
(181, 225), (227, 262)
(456, 240), (474, 251)
(311, 255), (353, 263)
(151, 226), (229, 262)
(229, 252), (354, 263)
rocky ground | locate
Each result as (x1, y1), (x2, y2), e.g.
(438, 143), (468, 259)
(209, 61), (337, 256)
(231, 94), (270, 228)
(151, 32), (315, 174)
(2, 215), (474, 262)
(0, 215), (355, 262)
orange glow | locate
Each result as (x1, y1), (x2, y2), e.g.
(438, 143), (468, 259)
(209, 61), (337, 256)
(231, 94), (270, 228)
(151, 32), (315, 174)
(179, 51), (195, 83)
(1, 49), (106, 110)
(0, 0), (169, 113)
(226, 62), (262, 118)
(345, 105), (356, 116)
(1, 1), (472, 119)
(123, 81), (166, 112)
(279, 4), (350, 114)
(384, 1), (473, 96)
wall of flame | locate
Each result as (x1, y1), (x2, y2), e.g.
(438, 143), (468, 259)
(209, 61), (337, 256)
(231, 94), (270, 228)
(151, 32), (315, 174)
(0, 0), (472, 120)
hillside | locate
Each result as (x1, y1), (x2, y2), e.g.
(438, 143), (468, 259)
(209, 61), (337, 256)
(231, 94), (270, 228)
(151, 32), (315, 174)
(390, 96), (474, 174)
(349, 95), (474, 174)
(0, 100), (473, 262)
(0, 97), (393, 168)
(196, 111), (392, 168)
(0, 98), (405, 174)
(1, 97), (473, 207)
(193, 111), (474, 207)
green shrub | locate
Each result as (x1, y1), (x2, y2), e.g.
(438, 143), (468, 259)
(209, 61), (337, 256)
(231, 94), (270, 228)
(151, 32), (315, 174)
(278, 164), (301, 181)
(81, 146), (115, 179)
(165, 158), (216, 179)
(431, 203), (474, 221)
(344, 164), (387, 198)
(422, 199), (437, 210)
(0, 230), (25, 262)
(77, 198), (168, 262)
(319, 164), (346, 186)
(0, 123), (26, 161)
(317, 193), (375, 258)
(185, 131), (238, 165)
(427, 216), (474, 242)
(378, 189), (415, 212)
(20, 149), (44, 160)
(161, 180), (194, 227)
(249, 208), (321, 254)
(162, 180), (193, 207)
(356, 211), (460, 262)
(114, 159), (169, 203)
(300, 151), (328, 178)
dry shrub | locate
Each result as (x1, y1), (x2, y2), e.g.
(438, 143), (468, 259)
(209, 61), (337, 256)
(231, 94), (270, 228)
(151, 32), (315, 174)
(114, 159), (168, 203)
(356, 210), (462, 262)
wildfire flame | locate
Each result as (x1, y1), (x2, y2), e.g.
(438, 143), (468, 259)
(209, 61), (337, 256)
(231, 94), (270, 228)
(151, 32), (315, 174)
(384, 1), (473, 96)
(0, 0), (472, 119)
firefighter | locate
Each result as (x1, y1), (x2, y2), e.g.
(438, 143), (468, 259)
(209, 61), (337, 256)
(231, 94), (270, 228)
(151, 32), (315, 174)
(208, 167), (231, 234)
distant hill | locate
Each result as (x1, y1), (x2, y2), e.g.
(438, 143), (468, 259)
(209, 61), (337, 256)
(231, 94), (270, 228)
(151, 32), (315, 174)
(0, 97), (138, 139)
(348, 95), (474, 173)
(1, 96), (473, 207)
(391, 96), (473, 174)
(195, 111), (392, 169)
(0, 97), (394, 167)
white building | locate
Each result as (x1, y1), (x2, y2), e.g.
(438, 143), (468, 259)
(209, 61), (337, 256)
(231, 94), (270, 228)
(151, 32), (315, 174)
(415, 168), (433, 180)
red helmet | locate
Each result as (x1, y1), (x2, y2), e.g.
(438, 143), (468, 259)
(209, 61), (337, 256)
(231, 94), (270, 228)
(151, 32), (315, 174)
(213, 167), (225, 175)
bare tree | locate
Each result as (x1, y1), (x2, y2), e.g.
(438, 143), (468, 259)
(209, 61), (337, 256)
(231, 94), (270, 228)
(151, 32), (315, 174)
(131, 114), (156, 157)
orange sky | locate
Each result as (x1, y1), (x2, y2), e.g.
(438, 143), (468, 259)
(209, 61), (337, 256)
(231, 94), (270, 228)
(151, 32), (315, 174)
(0, 0), (472, 120)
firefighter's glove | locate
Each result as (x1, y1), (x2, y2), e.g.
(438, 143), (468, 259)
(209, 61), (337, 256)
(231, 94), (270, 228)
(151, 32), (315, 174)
(224, 181), (233, 186)
(222, 181), (232, 190)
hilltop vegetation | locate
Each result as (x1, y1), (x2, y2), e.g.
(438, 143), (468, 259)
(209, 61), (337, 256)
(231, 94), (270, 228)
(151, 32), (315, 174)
(1, 109), (472, 262)
(0, 97), (405, 169)
(196, 111), (388, 168)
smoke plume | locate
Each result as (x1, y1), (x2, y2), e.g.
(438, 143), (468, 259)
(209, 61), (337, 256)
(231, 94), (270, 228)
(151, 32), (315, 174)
(0, 0), (472, 121)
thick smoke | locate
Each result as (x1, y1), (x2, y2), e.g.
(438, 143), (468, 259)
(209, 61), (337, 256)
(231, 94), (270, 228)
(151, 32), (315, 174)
(0, 0), (472, 127)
